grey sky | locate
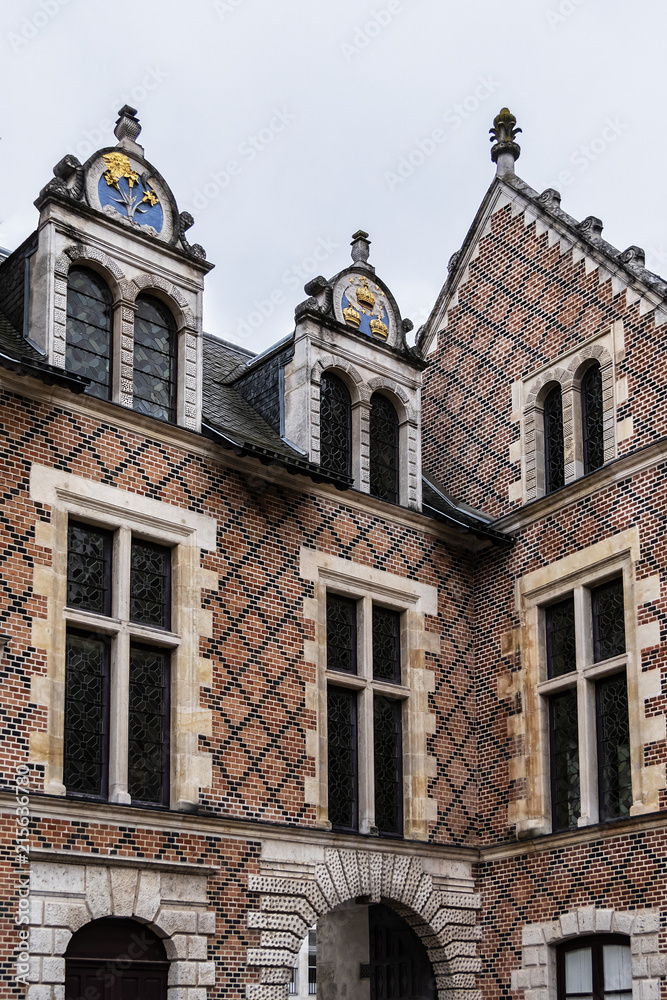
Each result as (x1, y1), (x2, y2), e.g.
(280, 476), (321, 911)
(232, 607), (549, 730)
(1, 0), (663, 353)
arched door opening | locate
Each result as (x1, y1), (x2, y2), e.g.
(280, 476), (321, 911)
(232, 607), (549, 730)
(65, 917), (168, 1000)
(293, 899), (436, 1000)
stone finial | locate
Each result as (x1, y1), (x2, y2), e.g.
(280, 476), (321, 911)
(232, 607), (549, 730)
(490, 108), (522, 175)
(351, 230), (371, 266)
(114, 105), (144, 155)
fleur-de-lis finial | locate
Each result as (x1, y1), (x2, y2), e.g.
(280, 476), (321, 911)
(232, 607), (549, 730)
(489, 108), (522, 173)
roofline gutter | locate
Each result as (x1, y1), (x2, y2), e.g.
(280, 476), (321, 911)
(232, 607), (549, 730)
(0, 352), (90, 392)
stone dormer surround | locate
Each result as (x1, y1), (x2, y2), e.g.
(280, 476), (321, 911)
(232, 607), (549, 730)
(27, 108), (213, 432)
(283, 239), (425, 510)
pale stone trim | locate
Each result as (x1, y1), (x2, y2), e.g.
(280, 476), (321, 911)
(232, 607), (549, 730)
(28, 858), (216, 1000)
(299, 548), (438, 840)
(521, 329), (618, 503)
(28, 464), (216, 810)
(246, 847), (481, 1000)
(507, 528), (665, 836)
(510, 906), (664, 1000)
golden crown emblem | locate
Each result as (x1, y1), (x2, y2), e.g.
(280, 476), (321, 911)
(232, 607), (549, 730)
(343, 304), (361, 328)
(356, 278), (375, 309)
(370, 316), (388, 339)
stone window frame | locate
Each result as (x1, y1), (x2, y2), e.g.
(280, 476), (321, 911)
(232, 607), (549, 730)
(520, 335), (616, 503)
(300, 548), (439, 842)
(54, 244), (201, 431)
(511, 906), (664, 1000)
(29, 464), (216, 812)
(513, 528), (665, 838)
(310, 358), (419, 507)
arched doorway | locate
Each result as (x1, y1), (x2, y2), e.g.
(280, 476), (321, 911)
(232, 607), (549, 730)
(64, 917), (168, 1000)
(315, 899), (436, 1000)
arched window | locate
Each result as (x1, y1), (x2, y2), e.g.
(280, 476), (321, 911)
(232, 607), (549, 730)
(320, 372), (351, 478)
(544, 384), (565, 493)
(65, 917), (168, 1000)
(65, 267), (113, 400)
(133, 295), (177, 422)
(369, 393), (399, 503)
(557, 936), (631, 1000)
(582, 362), (604, 474)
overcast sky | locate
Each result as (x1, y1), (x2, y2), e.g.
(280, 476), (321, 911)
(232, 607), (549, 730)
(1, 0), (663, 353)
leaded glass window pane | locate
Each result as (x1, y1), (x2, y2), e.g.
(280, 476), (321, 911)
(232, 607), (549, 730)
(592, 579), (625, 661)
(320, 373), (351, 478)
(374, 696), (402, 836)
(369, 393), (399, 503)
(327, 686), (358, 830)
(63, 631), (109, 797)
(564, 948), (593, 998)
(559, 939), (632, 1000)
(582, 363), (604, 474)
(550, 688), (580, 830)
(544, 384), (565, 493)
(326, 594), (357, 674)
(130, 540), (171, 630)
(597, 673), (631, 821)
(128, 645), (170, 805)
(373, 605), (401, 683)
(65, 267), (113, 400)
(546, 596), (576, 678)
(133, 295), (177, 423)
(67, 522), (112, 615)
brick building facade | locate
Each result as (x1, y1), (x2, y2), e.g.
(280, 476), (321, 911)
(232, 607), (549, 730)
(0, 106), (664, 1000)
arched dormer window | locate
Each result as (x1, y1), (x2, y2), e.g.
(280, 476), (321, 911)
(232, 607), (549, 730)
(544, 383), (565, 494)
(65, 267), (113, 400)
(369, 392), (399, 503)
(557, 936), (631, 1000)
(582, 362), (604, 474)
(133, 295), (177, 422)
(320, 372), (351, 478)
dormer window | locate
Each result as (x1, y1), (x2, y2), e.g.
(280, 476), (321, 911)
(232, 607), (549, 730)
(65, 267), (113, 400)
(369, 392), (399, 503)
(133, 295), (177, 423)
(544, 383), (565, 494)
(582, 362), (604, 474)
(319, 372), (351, 478)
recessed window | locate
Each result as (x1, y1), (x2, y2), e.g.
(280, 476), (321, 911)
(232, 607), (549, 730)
(557, 936), (632, 1000)
(326, 594), (405, 836)
(542, 577), (631, 830)
(65, 267), (113, 400)
(544, 383), (565, 493)
(133, 294), (177, 422)
(319, 372), (351, 478)
(63, 520), (175, 805)
(582, 362), (604, 474)
(369, 392), (399, 503)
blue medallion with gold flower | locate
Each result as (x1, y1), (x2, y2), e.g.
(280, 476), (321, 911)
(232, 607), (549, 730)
(98, 152), (163, 232)
(341, 275), (389, 340)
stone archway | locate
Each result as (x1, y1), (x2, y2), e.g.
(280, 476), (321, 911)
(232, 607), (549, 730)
(246, 848), (481, 1000)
